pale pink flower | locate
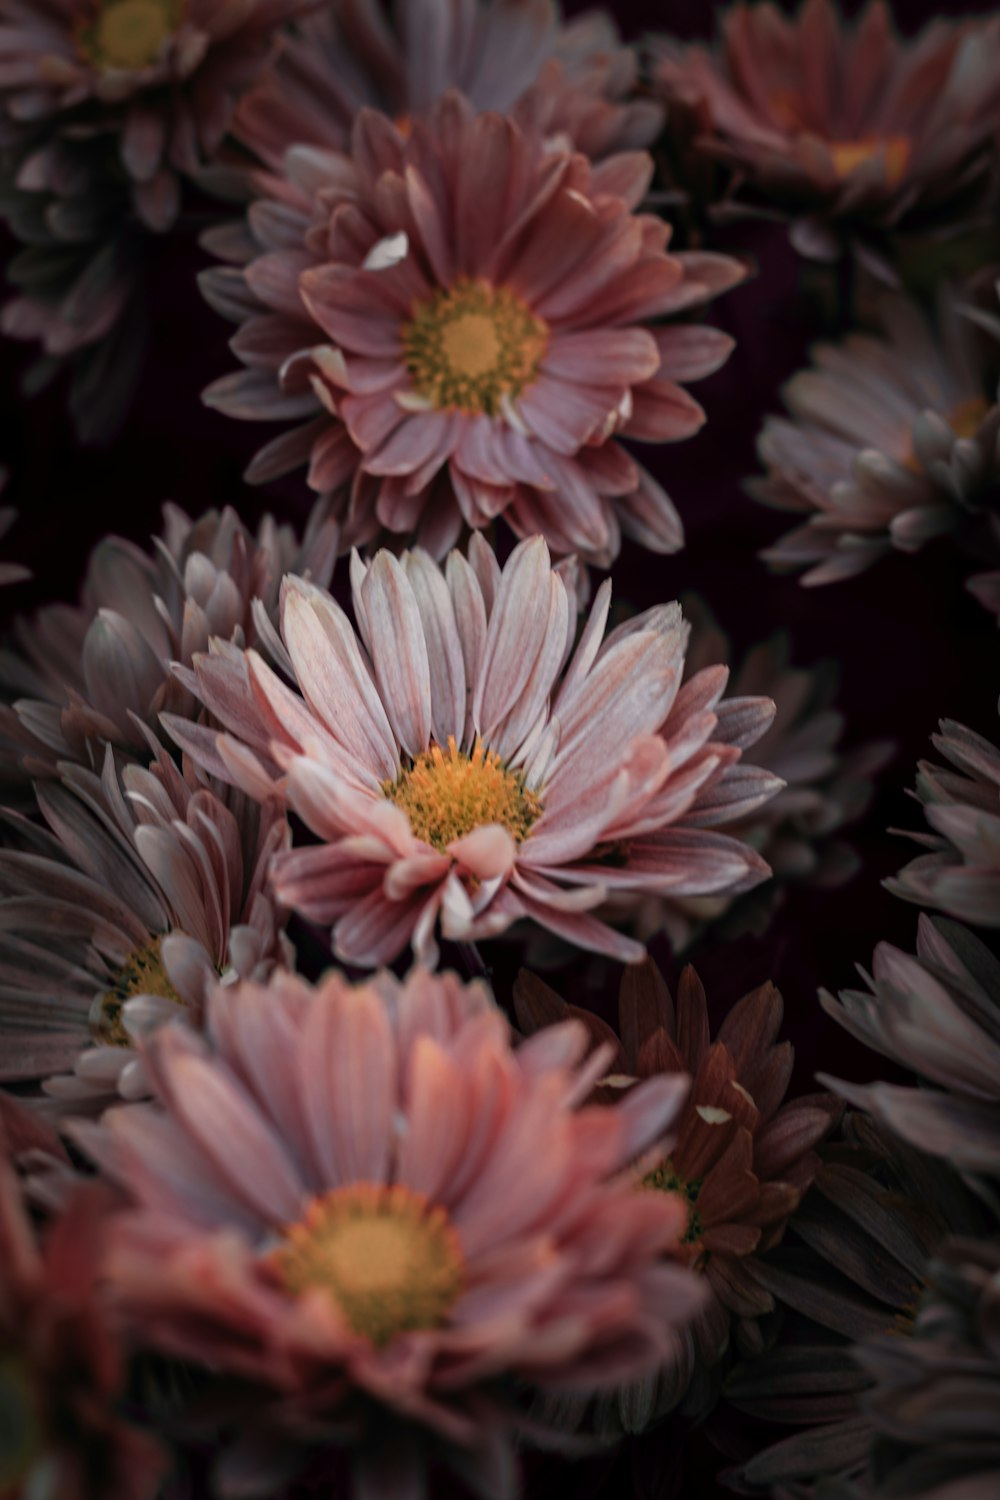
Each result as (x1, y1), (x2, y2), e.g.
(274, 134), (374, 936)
(167, 534), (781, 968)
(233, 1), (662, 172)
(75, 965), (702, 1496)
(0, 740), (291, 1109)
(202, 92), (744, 564)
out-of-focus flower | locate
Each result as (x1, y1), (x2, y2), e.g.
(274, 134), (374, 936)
(234, 1), (662, 172)
(752, 289), (1000, 588)
(615, 603), (893, 950)
(0, 0), (310, 231)
(202, 92), (744, 564)
(822, 916), (1000, 1186)
(515, 959), (839, 1427)
(0, 466), (30, 584)
(0, 741), (291, 1109)
(0, 1123), (163, 1500)
(650, 0), (1000, 271)
(888, 713), (1000, 927)
(725, 1115), (988, 1496)
(0, 498), (339, 778)
(855, 1236), (1000, 1499)
(75, 966), (703, 1497)
(168, 534), (781, 968)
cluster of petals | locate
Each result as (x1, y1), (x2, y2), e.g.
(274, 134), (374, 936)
(823, 915), (1000, 1182)
(233, 0), (663, 173)
(0, 497), (338, 778)
(0, 0), (311, 232)
(202, 92), (745, 564)
(515, 959), (839, 1427)
(752, 289), (1000, 588)
(888, 714), (1000, 928)
(0, 1118), (162, 1500)
(651, 0), (1000, 267)
(75, 965), (703, 1497)
(168, 534), (781, 968)
(0, 740), (291, 1108)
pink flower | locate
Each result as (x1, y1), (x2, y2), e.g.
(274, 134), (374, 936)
(167, 534), (781, 968)
(75, 965), (702, 1496)
(202, 92), (744, 564)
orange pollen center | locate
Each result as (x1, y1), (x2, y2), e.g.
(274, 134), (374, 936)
(268, 1183), (466, 1346)
(402, 278), (548, 416)
(383, 735), (543, 853)
(827, 136), (911, 188)
(90, 935), (182, 1047)
(79, 0), (180, 71)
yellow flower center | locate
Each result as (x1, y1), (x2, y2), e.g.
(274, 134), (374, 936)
(80, 0), (180, 71)
(827, 136), (911, 189)
(269, 1184), (466, 1346)
(643, 1158), (703, 1249)
(383, 736), (543, 853)
(90, 935), (183, 1047)
(402, 278), (548, 416)
(948, 395), (989, 441)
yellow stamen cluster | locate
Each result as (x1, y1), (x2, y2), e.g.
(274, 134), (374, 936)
(827, 136), (911, 189)
(270, 1183), (466, 1347)
(79, 0), (180, 72)
(383, 736), (542, 853)
(90, 935), (183, 1047)
(643, 1158), (703, 1248)
(402, 278), (548, 416)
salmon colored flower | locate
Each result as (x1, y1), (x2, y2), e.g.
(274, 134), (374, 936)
(202, 92), (744, 563)
(167, 534), (781, 967)
(75, 966), (703, 1497)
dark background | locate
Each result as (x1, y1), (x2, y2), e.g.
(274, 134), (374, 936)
(1, 3), (997, 1495)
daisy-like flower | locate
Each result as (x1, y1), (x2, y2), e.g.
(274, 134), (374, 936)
(856, 1237), (1000, 1500)
(75, 965), (703, 1497)
(202, 92), (745, 564)
(0, 741), (291, 1109)
(752, 288), (1000, 589)
(618, 605), (893, 950)
(515, 959), (839, 1427)
(233, 1), (663, 174)
(0, 1126), (164, 1500)
(725, 1114), (989, 1495)
(0, 497), (339, 779)
(888, 713), (1000, 928)
(651, 0), (1000, 270)
(822, 916), (1000, 1183)
(167, 535), (781, 968)
(0, 0), (311, 232)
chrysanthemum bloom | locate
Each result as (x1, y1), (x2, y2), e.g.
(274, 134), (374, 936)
(515, 959), (839, 1428)
(0, 497), (339, 779)
(855, 1237), (1000, 1499)
(888, 714), (1000, 927)
(233, 1), (662, 174)
(821, 916), (1000, 1183)
(752, 290), (1000, 588)
(202, 93), (745, 563)
(0, 0), (312, 232)
(651, 0), (1000, 270)
(615, 606), (893, 949)
(75, 966), (704, 1497)
(0, 1129), (164, 1500)
(725, 1113), (989, 1495)
(168, 535), (780, 967)
(0, 742), (291, 1108)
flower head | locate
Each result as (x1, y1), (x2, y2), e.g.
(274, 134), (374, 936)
(651, 0), (1000, 267)
(234, 1), (662, 172)
(75, 965), (703, 1495)
(0, 741), (291, 1108)
(168, 534), (781, 968)
(202, 93), (744, 564)
(0, 497), (338, 780)
(753, 289), (1000, 588)
(888, 712), (1000, 928)
(515, 958), (839, 1425)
